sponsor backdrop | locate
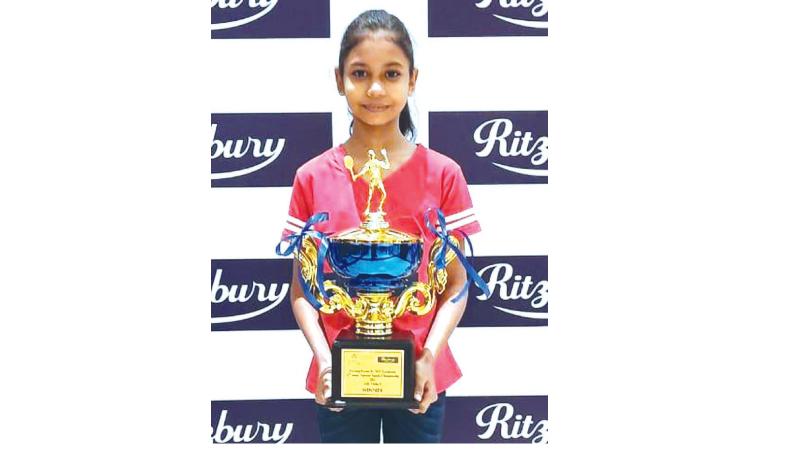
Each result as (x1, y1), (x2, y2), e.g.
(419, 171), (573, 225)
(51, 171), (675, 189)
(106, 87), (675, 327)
(210, 0), (549, 444)
(212, 396), (547, 444)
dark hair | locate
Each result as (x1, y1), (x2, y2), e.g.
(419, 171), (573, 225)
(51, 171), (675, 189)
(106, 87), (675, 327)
(339, 9), (416, 140)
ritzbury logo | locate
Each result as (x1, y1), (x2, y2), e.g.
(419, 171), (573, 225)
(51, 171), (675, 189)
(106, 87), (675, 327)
(430, 111), (548, 184)
(211, 0), (329, 39)
(474, 402), (548, 443)
(211, 259), (296, 332)
(211, 400), (318, 443)
(442, 396), (548, 443)
(211, 113), (331, 187)
(429, 0), (548, 37)
(460, 256), (548, 327)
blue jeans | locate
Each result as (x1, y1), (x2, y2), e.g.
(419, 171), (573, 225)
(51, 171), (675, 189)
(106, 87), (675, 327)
(316, 392), (446, 443)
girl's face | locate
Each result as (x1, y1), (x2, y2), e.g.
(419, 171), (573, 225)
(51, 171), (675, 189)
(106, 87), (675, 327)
(336, 31), (418, 130)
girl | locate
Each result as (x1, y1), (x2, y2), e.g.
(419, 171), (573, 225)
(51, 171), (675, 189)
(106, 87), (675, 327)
(282, 10), (481, 443)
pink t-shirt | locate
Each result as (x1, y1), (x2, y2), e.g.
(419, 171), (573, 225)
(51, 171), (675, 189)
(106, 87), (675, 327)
(282, 143), (480, 394)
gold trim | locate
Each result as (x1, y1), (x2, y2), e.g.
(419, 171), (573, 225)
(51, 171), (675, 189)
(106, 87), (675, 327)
(332, 226), (421, 245)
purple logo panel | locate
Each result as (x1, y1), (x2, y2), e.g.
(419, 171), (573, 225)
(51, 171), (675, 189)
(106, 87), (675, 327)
(211, 399), (318, 444)
(461, 255), (548, 327)
(211, 0), (330, 39)
(211, 259), (295, 332)
(211, 396), (548, 443)
(429, 111), (548, 185)
(442, 395), (548, 443)
(429, 0), (548, 37)
(211, 113), (331, 188)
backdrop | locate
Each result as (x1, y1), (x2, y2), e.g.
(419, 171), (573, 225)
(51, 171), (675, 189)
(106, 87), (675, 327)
(210, 0), (549, 443)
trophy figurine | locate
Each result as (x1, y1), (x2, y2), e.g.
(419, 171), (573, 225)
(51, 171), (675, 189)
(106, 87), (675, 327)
(344, 148), (389, 220)
(291, 148), (459, 409)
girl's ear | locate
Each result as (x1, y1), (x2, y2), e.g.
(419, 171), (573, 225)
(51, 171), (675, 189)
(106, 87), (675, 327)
(334, 67), (345, 95)
(408, 68), (419, 96)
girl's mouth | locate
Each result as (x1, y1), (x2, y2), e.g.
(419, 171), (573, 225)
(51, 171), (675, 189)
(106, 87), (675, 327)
(363, 104), (390, 113)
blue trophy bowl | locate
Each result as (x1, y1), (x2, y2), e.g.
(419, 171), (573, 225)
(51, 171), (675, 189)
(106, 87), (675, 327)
(327, 238), (422, 293)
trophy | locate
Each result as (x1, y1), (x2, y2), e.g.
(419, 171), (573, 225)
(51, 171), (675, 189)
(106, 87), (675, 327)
(290, 148), (459, 409)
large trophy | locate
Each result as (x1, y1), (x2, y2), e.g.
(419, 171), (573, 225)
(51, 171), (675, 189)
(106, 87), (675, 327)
(289, 148), (458, 409)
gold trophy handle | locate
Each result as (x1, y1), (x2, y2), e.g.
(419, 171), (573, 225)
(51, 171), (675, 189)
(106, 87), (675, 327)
(427, 236), (460, 295)
(394, 282), (435, 318)
(394, 235), (461, 319)
(297, 236), (320, 291)
(321, 281), (361, 316)
(297, 236), (357, 315)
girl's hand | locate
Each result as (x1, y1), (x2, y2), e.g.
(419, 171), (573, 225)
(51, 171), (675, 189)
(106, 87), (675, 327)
(409, 348), (437, 414)
(315, 366), (342, 412)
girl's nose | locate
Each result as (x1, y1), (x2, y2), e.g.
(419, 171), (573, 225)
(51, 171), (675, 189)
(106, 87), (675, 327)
(367, 81), (385, 96)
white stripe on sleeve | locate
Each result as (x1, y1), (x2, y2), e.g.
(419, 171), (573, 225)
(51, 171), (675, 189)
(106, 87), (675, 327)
(437, 213), (479, 232)
(445, 208), (475, 224)
(284, 222), (302, 234)
(286, 216), (306, 228)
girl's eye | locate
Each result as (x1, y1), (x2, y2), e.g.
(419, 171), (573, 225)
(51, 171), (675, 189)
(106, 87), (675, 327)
(386, 70), (401, 79)
(352, 70), (367, 78)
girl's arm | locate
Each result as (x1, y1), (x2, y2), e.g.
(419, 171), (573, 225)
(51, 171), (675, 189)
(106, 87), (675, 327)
(289, 260), (338, 408)
(423, 238), (469, 359)
(412, 238), (469, 414)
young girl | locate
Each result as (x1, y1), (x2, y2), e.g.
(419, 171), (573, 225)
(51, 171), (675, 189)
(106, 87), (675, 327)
(282, 10), (480, 443)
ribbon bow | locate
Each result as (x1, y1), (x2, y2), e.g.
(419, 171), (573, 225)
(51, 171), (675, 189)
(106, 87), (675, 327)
(424, 208), (490, 303)
(275, 212), (331, 310)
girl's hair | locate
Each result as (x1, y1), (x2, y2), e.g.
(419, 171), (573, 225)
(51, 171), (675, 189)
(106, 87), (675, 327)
(339, 9), (416, 140)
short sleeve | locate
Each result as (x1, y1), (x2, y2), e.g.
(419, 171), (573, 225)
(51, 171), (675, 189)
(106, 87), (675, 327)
(282, 173), (312, 239)
(440, 165), (481, 236)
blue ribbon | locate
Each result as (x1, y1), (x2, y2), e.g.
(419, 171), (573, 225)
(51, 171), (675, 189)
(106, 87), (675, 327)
(424, 208), (490, 303)
(275, 212), (331, 310)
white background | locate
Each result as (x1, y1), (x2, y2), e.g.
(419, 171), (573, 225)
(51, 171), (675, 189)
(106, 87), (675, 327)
(4, 1), (800, 449)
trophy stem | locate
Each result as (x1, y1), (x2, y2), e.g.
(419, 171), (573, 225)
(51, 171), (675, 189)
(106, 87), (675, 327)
(355, 322), (393, 336)
(362, 211), (389, 231)
(354, 292), (395, 336)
